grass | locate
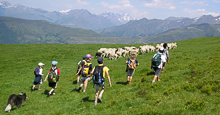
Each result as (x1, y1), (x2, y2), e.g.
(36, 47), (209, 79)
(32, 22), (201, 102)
(0, 37), (220, 114)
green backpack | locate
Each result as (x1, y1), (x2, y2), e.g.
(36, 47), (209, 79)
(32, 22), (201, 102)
(48, 68), (58, 83)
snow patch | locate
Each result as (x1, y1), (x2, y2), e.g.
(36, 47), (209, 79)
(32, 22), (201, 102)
(59, 9), (71, 14)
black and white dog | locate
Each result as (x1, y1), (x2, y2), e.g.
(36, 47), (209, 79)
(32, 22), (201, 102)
(5, 92), (27, 112)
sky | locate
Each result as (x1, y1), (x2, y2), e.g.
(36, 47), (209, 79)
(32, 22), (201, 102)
(4, 0), (220, 20)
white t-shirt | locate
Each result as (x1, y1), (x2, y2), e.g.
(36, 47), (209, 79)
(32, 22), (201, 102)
(39, 67), (43, 76)
(152, 52), (166, 68)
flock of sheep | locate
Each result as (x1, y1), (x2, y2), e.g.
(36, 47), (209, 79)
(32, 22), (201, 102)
(95, 42), (177, 60)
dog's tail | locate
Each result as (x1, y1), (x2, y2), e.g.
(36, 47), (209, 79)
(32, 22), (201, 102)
(5, 104), (11, 112)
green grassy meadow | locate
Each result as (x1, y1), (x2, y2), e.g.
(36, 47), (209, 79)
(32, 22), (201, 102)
(0, 37), (220, 115)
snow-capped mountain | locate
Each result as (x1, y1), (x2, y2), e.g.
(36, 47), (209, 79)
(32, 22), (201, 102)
(99, 12), (136, 25)
(0, 1), (11, 8)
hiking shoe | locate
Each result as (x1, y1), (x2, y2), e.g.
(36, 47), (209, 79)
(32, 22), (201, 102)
(94, 101), (97, 106)
(38, 88), (42, 91)
(158, 79), (161, 82)
(77, 87), (82, 92)
(52, 91), (55, 95)
(31, 88), (34, 92)
(47, 92), (50, 98)
(98, 98), (102, 103)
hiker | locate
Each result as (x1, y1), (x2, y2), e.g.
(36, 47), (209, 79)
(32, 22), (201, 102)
(76, 56), (86, 84)
(91, 57), (112, 106)
(31, 62), (44, 92)
(125, 51), (139, 84)
(151, 47), (166, 83)
(44, 61), (61, 97)
(161, 43), (169, 73)
(75, 54), (93, 92)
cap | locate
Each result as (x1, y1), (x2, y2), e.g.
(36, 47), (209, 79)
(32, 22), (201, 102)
(38, 62), (45, 66)
(52, 61), (58, 65)
(97, 57), (104, 64)
(159, 47), (164, 52)
(83, 56), (86, 59)
(86, 54), (93, 59)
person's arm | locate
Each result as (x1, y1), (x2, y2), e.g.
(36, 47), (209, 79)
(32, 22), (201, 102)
(44, 72), (50, 82)
(136, 59), (139, 66)
(166, 51), (169, 64)
(75, 67), (82, 76)
(57, 69), (61, 77)
(106, 70), (112, 87)
(90, 67), (95, 79)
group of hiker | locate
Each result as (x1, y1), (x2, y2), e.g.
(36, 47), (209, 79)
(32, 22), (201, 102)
(31, 61), (60, 97)
(31, 43), (169, 106)
(75, 54), (112, 106)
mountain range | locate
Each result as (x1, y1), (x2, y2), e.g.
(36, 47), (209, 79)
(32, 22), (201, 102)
(0, 1), (134, 30)
(97, 15), (220, 37)
(1, 16), (220, 44)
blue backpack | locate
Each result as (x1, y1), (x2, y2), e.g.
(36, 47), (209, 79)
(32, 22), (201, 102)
(93, 66), (104, 84)
(34, 67), (40, 76)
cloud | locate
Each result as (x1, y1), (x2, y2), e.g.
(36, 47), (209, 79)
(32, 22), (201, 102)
(99, 1), (134, 10)
(75, 0), (90, 5)
(181, 1), (209, 6)
(116, 0), (131, 4)
(183, 8), (220, 17)
(143, 0), (176, 9)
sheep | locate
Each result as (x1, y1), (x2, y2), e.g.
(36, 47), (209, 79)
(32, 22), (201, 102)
(95, 52), (102, 57)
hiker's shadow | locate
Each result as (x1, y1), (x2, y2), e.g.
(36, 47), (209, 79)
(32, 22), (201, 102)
(70, 88), (79, 92)
(116, 82), (128, 85)
(73, 80), (77, 84)
(147, 71), (155, 76)
(42, 90), (50, 95)
(82, 96), (94, 102)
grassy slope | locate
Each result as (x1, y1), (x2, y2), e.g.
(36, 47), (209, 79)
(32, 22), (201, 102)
(0, 37), (220, 114)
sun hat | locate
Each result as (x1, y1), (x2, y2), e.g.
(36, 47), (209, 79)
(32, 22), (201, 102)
(52, 61), (58, 66)
(38, 62), (45, 66)
(86, 54), (93, 59)
(97, 57), (104, 64)
(131, 51), (137, 57)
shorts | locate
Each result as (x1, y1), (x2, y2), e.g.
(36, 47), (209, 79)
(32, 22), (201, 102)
(49, 82), (56, 88)
(153, 67), (161, 76)
(127, 69), (135, 76)
(94, 81), (105, 89)
(81, 77), (90, 81)
(33, 76), (42, 85)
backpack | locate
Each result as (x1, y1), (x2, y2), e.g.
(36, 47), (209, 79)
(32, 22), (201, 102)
(34, 67), (40, 76)
(82, 61), (92, 77)
(93, 66), (104, 84)
(152, 53), (162, 67)
(48, 68), (58, 83)
(128, 57), (136, 69)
